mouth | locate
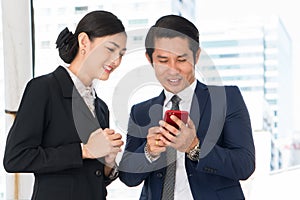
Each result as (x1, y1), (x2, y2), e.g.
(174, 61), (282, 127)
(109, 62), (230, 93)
(103, 65), (113, 73)
(167, 77), (182, 85)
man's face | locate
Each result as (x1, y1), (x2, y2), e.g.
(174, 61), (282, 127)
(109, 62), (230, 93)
(148, 37), (199, 94)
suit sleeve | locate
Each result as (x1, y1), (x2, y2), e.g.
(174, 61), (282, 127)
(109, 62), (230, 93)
(119, 105), (165, 187)
(196, 86), (255, 180)
(3, 78), (83, 174)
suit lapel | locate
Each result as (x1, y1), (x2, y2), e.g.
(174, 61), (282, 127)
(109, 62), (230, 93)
(190, 81), (209, 131)
(53, 66), (74, 98)
(53, 66), (100, 143)
(190, 82), (228, 159)
(94, 96), (109, 129)
(150, 85), (209, 130)
(149, 91), (165, 127)
(72, 96), (100, 142)
(72, 89), (99, 126)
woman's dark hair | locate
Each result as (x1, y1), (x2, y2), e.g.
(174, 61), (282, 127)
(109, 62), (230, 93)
(145, 15), (199, 64)
(56, 10), (125, 64)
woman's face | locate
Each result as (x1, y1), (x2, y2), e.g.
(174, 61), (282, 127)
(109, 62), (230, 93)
(82, 32), (127, 82)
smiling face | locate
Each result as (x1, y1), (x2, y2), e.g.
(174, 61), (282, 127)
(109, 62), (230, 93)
(77, 32), (127, 85)
(87, 32), (127, 81)
(147, 37), (200, 94)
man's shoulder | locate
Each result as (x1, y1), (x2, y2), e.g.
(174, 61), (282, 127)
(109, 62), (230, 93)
(132, 94), (163, 110)
(205, 84), (240, 93)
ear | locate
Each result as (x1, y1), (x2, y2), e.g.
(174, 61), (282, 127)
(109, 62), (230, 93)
(78, 32), (90, 49)
(195, 47), (201, 64)
(145, 52), (153, 65)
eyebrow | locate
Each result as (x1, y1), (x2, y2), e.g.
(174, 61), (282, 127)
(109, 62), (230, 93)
(108, 41), (127, 51)
(178, 53), (188, 58)
(156, 53), (188, 59)
(157, 55), (168, 59)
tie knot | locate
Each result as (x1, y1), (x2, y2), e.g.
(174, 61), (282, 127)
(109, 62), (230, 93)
(170, 95), (181, 110)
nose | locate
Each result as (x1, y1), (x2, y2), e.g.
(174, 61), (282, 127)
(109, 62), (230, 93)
(167, 60), (180, 74)
(111, 55), (122, 67)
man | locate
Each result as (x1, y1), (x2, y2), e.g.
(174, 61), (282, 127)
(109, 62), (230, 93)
(119, 15), (255, 200)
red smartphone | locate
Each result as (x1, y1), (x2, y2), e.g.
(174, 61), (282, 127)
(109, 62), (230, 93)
(163, 110), (189, 129)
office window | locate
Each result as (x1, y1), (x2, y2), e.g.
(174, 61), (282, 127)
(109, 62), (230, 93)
(128, 18), (148, 26)
(75, 6), (88, 14)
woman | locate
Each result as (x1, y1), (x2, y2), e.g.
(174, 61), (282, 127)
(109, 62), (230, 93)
(3, 10), (127, 200)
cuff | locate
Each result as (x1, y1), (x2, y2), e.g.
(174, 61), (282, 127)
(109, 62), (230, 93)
(144, 144), (160, 163)
(107, 164), (119, 181)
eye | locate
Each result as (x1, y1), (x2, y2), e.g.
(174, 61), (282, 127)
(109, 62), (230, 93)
(178, 59), (186, 63)
(159, 59), (168, 63)
(106, 47), (115, 52)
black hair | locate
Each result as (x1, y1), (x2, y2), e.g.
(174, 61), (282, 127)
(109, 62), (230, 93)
(145, 15), (199, 64)
(56, 10), (125, 64)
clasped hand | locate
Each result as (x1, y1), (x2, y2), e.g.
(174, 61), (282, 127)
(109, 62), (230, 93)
(83, 128), (124, 166)
(146, 115), (196, 156)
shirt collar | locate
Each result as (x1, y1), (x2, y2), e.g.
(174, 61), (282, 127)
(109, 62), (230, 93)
(164, 80), (197, 108)
(64, 66), (96, 99)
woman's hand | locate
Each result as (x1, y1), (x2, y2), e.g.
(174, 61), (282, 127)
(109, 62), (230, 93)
(82, 128), (124, 159)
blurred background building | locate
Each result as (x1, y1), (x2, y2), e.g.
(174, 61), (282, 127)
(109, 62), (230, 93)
(198, 16), (293, 170)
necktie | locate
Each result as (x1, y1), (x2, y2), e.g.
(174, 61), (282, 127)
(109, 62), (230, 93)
(161, 95), (181, 200)
(170, 95), (181, 110)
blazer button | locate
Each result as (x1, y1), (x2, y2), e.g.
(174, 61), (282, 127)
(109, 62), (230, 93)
(95, 170), (102, 176)
(156, 173), (163, 178)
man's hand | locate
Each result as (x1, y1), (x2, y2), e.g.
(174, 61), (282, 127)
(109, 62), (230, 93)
(146, 127), (167, 157)
(158, 115), (197, 152)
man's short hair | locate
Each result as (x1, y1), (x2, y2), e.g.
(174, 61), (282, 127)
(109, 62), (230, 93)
(145, 15), (200, 63)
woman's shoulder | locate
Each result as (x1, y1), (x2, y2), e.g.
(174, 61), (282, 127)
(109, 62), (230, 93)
(30, 66), (69, 85)
(24, 67), (62, 95)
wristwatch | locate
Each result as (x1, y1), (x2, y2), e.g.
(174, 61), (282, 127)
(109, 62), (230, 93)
(144, 143), (160, 162)
(108, 164), (119, 180)
(187, 142), (200, 161)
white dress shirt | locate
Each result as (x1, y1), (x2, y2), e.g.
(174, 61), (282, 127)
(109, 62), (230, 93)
(145, 80), (197, 199)
(163, 80), (196, 200)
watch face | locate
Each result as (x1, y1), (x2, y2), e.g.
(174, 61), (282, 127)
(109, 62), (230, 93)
(188, 146), (200, 161)
(191, 150), (199, 157)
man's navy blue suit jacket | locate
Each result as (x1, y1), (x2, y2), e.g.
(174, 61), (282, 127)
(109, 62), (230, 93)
(119, 81), (255, 200)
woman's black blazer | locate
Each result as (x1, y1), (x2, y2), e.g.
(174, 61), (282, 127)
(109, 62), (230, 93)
(4, 66), (113, 200)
